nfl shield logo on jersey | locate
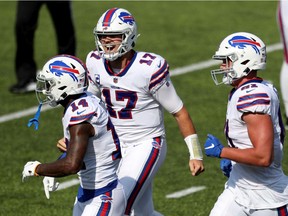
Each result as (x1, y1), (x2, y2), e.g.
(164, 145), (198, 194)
(113, 77), (118, 83)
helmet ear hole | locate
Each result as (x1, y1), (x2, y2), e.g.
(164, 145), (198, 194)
(243, 67), (251, 74)
(60, 92), (68, 99)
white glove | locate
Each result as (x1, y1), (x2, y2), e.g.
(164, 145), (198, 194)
(22, 161), (41, 182)
(43, 177), (59, 199)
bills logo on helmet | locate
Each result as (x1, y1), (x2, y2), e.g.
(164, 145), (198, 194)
(118, 11), (135, 25)
(49, 61), (80, 81)
(228, 35), (261, 54)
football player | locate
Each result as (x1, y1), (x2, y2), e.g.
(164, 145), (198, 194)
(205, 32), (288, 216)
(22, 55), (125, 216)
(85, 7), (205, 216)
(277, 0), (288, 129)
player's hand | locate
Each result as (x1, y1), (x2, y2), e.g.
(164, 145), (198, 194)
(57, 137), (67, 152)
(22, 161), (41, 182)
(189, 159), (205, 176)
(220, 158), (232, 178)
(43, 177), (59, 199)
(204, 134), (224, 158)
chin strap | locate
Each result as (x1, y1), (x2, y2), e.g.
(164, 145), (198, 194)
(27, 103), (42, 130)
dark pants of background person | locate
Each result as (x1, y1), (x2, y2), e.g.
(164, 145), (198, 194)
(12, 1), (76, 90)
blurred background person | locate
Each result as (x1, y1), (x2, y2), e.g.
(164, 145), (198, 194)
(10, 1), (76, 94)
(277, 0), (288, 129)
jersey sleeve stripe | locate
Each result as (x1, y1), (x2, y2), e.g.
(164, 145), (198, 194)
(69, 112), (95, 125)
(149, 61), (169, 90)
(237, 99), (270, 110)
(238, 93), (269, 102)
(150, 60), (168, 81)
(149, 70), (169, 91)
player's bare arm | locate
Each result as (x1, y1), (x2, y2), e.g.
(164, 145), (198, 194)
(221, 113), (274, 167)
(173, 106), (205, 176)
(35, 122), (93, 177)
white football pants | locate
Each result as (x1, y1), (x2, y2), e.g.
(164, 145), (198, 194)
(118, 136), (167, 216)
(73, 182), (126, 216)
(209, 185), (288, 216)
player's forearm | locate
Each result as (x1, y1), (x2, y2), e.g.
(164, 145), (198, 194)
(35, 160), (80, 177)
(173, 106), (197, 138)
(173, 106), (203, 160)
(221, 147), (272, 167)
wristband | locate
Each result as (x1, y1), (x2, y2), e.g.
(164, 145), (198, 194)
(184, 134), (203, 160)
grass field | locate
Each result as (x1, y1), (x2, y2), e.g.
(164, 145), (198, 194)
(0, 1), (287, 216)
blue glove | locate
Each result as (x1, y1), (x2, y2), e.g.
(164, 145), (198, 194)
(220, 158), (232, 178)
(204, 134), (224, 158)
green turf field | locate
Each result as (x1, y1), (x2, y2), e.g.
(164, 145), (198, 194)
(0, 1), (287, 216)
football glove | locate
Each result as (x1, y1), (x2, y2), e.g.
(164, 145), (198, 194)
(220, 158), (232, 178)
(43, 177), (59, 199)
(22, 161), (41, 182)
(204, 134), (224, 158)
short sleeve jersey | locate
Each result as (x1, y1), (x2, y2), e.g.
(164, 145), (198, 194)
(62, 92), (121, 190)
(225, 79), (288, 209)
(86, 51), (170, 143)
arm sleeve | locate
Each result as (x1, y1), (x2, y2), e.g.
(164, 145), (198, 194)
(153, 77), (183, 114)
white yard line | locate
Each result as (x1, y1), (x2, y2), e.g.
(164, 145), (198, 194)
(0, 104), (53, 123)
(1, 42), (283, 197)
(166, 186), (207, 198)
(56, 178), (80, 191)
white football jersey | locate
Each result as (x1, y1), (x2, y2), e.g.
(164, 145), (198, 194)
(86, 51), (170, 143)
(62, 92), (121, 190)
(225, 78), (288, 209)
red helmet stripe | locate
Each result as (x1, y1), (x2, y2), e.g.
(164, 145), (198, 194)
(103, 8), (118, 27)
(232, 39), (261, 47)
(51, 65), (80, 74)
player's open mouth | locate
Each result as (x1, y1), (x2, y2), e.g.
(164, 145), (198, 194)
(107, 45), (115, 51)
(105, 44), (117, 52)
